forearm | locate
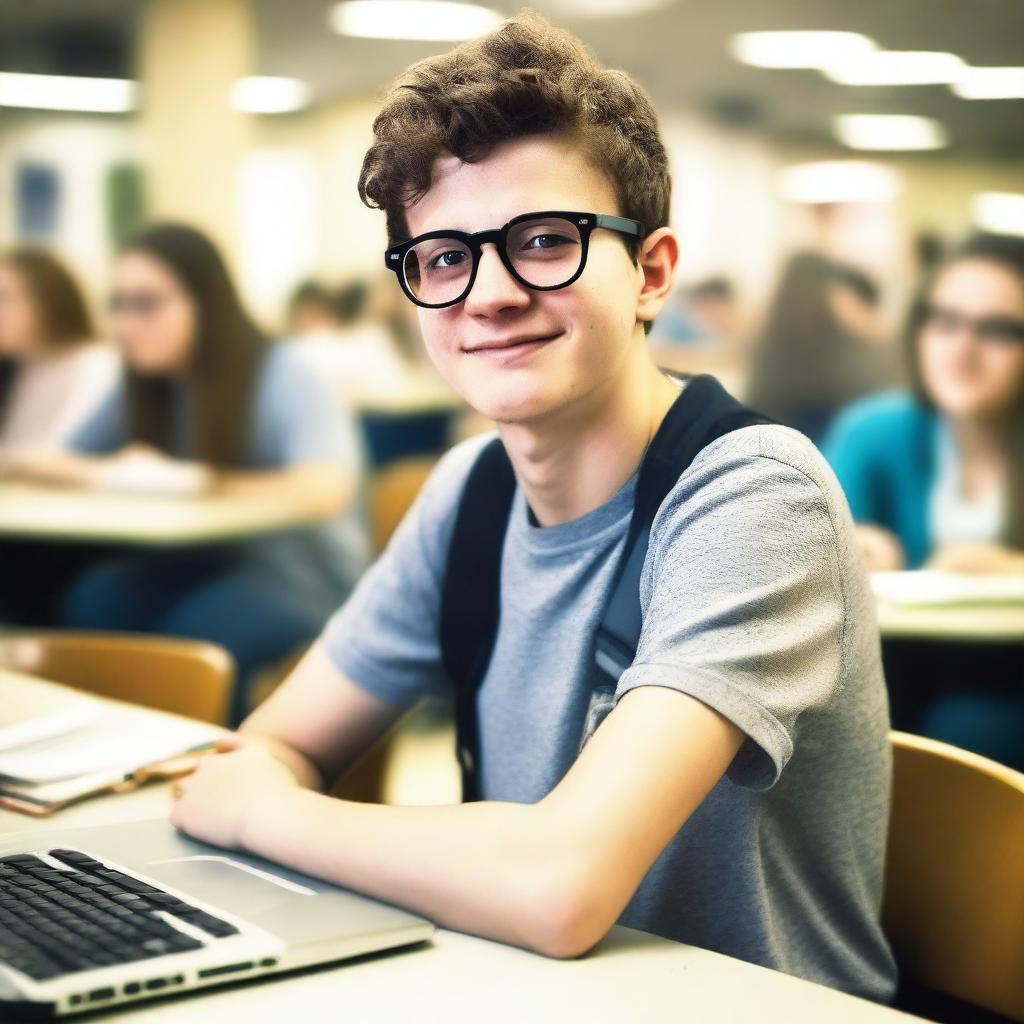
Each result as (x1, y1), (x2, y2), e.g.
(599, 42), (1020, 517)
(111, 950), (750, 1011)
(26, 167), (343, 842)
(216, 464), (352, 518)
(239, 790), (596, 957)
(0, 448), (101, 487)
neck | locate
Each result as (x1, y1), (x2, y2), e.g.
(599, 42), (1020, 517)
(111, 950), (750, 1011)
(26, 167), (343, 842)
(947, 412), (1011, 464)
(497, 350), (681, 527)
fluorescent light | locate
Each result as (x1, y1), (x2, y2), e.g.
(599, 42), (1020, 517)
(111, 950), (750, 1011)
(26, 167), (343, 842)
(824, 50), (965, 86)
(834, 114), (948, 151)
(551, 0), (667, 16)
(729, 31), (876, 70)
(231, 76), (309, 114)
(330, 1), (502, 41)
(0, 72), (136, 113)
(971, 192), (1024, 236)
(780, 161), (901, 204)
(953, 67), (1024, 100)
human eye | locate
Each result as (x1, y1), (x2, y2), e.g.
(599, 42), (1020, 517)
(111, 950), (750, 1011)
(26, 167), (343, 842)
(426, 248), (469, 271)
(521, 231), (575, 251)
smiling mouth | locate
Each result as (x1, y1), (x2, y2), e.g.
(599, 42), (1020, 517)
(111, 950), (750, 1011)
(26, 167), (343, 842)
(465, 331), (563, 354)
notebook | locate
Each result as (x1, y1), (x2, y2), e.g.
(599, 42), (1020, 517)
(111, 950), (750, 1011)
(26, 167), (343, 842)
(0, 694), (227, 817)
(871, 570), (1024, 608)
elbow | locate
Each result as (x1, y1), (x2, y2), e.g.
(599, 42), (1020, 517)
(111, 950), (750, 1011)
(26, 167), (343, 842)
(516, 868), (615, 961)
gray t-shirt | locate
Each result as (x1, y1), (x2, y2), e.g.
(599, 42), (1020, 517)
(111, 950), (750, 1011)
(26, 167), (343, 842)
(70, 340), (372, 614)
(323, 412), (898, 1002)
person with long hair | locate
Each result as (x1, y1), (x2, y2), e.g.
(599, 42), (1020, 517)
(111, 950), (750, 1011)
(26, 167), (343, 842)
(0, 247), (116, 448)
(6, 224), (371, 724)
(824, 232), (1024, 768)
(825, 232), (1024, 573)
(745, 252), (899, 445)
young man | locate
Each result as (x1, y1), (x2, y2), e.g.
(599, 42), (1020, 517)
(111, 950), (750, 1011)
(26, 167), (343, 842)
(169, 11), (897, 1002)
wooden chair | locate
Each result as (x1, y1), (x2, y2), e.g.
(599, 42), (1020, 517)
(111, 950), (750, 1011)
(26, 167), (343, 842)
(884, 730), (1024, 1022)
(369, 456), (438, 552)
(0, 631), (234, 726)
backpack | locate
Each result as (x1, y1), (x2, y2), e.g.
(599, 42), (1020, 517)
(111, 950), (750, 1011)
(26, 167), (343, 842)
(440, 374), (774, 801)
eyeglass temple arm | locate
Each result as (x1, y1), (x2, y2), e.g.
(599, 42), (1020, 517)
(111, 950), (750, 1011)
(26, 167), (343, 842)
(593, 214), (644, 237)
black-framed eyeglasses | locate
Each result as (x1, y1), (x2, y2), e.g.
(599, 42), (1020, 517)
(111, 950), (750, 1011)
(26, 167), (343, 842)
(921, 303), (1024, 346)
(384, 210), (644, 309)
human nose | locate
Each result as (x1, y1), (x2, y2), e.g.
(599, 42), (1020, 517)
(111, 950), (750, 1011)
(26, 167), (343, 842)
(462, 242), (531, 317)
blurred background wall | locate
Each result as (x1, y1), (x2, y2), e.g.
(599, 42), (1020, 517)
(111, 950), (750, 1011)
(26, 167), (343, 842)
(1, 0), (1021, 337)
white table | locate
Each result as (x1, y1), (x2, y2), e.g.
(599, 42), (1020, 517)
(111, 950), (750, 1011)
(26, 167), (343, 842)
(0, 482), (326, 546)
(0, 673), (926, 1023)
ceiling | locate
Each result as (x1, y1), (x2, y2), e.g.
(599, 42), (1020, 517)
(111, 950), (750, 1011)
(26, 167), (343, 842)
(2, 0), (1023, 157)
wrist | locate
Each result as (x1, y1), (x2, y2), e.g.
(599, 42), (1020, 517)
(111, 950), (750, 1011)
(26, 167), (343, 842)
(239, 785), (306, 854)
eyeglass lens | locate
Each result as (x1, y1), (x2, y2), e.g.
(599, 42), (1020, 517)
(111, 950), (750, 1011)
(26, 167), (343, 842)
(402, 216), (584, 306)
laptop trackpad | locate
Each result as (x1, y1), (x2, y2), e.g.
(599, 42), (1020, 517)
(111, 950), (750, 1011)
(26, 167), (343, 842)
(143, 856), (314, 920)
(139, 856), (408, 945)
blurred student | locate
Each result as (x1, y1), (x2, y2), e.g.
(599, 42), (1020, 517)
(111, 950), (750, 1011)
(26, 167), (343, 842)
(7, 224), (371, 724)
(824, 232), (1024, 575)
(293, 274), (460, 465)
(824, 233), (1024, 770)
(0, 247), (117, 448)
(286, 280), (341, 338)
(745, 252), (897, 445)
(688, 276), (740, 344)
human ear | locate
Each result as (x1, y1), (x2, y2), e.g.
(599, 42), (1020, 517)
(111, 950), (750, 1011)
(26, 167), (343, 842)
(635, 227), (679, 326)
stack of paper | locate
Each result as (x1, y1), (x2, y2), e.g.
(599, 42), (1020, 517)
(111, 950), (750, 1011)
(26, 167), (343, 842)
(0, 697), (227, 816)
(871, 570), (1024, 608)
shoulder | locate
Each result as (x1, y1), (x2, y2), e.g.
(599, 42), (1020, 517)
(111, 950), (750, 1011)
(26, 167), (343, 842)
(253, 338), (339, 414)
(649, 422), (853, 566)
(667, 420), (840, 507)
(257, 337), (311, 385)
(828, 390), (934, 445)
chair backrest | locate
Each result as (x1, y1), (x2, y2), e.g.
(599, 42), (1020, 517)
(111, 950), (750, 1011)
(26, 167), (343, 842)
(0, 631), (234, 725)
(884, 730), (1024, 1021)
(369, 455), (438, 552)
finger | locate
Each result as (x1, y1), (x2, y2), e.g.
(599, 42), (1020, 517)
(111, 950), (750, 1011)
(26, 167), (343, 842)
(171, 781), (185, 799)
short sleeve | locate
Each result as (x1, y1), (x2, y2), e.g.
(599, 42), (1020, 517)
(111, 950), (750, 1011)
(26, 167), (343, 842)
(615, 429), (847, 791)
(321, 434), (493, 708)
(251, 341), (362, 472)
(66, 382), (126, 455)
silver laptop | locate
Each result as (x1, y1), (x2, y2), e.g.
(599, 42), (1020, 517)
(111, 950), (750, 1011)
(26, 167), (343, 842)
(0, 816), (434, 1018)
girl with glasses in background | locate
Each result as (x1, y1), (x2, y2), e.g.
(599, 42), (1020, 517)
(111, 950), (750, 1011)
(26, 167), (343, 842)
(824, 231), (1024, 769)
(4, 224), (371, 725)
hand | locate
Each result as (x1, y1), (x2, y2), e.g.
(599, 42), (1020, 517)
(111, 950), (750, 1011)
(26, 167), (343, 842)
(925, 541), (1024, 575)
(854, 523), (906, 572)
(97, 448), (215, 496)
(168, 744), (301, 850)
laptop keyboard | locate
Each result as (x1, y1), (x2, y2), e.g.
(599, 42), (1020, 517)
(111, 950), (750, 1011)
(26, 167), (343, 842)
(0, 849), (240, 982)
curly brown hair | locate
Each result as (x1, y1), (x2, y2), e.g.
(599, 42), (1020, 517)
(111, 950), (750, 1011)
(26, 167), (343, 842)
(357, 9), (671, 333)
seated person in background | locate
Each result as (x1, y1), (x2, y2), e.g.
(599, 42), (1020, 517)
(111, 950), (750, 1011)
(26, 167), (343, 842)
(823, 232), (1024, 576)
(824, 232), (1024, 770)
(0, 247), (117, 449)
(6, 224), (371, 725)
(687, 276), (740, 344)
(286, 279), (341, 338)
(167, 12), (896, 1003)
(745, 252), (899, 446)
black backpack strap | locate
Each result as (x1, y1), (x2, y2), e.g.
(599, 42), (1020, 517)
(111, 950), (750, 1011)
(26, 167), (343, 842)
(442, 376), (775, 799)
(592, 374), (774, 691)
(439, 437), (516, 801)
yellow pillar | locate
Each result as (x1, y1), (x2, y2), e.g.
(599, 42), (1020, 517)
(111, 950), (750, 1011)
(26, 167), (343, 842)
(137, 0), (254, 257)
